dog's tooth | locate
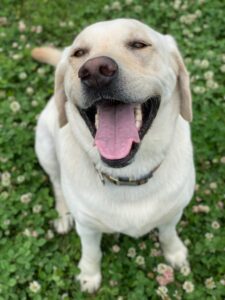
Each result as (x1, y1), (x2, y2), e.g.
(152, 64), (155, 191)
(134, 104), (141, 110)
(135, 120), (142, 129)
(135, 113), (142, 121)
(134, 108), (142, 122)
(95, 114), (99, 129)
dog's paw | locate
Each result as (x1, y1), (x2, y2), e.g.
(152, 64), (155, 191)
(76, 272), (102, 293)
(54, 213), (74, 234)
(164, 243), (188, 269)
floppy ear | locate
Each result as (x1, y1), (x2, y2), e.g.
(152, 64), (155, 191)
(166, 35), (192, 122)
(54, 47), (70, 127)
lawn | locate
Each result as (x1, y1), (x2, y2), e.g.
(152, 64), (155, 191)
(0, 0), (225, 299)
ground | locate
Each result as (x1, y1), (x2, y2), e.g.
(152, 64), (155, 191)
(0, 0), (225, 299)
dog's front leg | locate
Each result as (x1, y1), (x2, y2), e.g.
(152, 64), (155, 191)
(76, 222), (102, 293)
(158, 213), (188, 269)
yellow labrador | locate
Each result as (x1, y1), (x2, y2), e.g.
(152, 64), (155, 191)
(33, 19), (195, 293)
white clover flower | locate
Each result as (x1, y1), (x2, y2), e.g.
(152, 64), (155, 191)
(31, 230), (38, 237)
(12, 54), (22, 60)
(19, 72), (27, 80)
(173, 0), (181, 10)
(134, 5), (143, 13)
(0, 157), (8, 163)
(17, 175), (25, 183)
(61, 293), (69, 299)
(150, 248), (162, 257)
(173, 290), (182, 300)
(194, 59), (201, 66)
(204, 71), (214, 80)
(3, 219), (10, 226)
(135, 255), (145, 266)
(31, 100), (38, 107)
(0, 16), (7, 26)
(109, 279), (118, 287)
(222, 54), (225, 62)
(26, 87), (34, 95)
(127, 247), (136, 258)
(200, 59), (209, 68)
(183, 281), (194, 293)
(139, 241), (146, 250)
(1, 171), (11, 187)
(33, 204), (42, 213)
(184, 57), (192, 64)
(29, 280), (41, 293)
(157, 263), (169, 274)
(46, 229), (54, 240)
(180, 14), (197, 25)
(211, 221), (220, 229)
(180, 265), (191, 276)
(20, 193), (32, 204)
(25, 43), (31, 49)
(103, 5), (110, 12)
(117, 297), (123, 300)
(111, 1), (121, 11)
(18, 20), (26, 32)
(10, 101), (21, 112)
(205, 277), (216, 289)
(181, 4), (187, 10)
(206, 80), (218, 89)
(220, 65), (225, 73)
(23, 228), (32, 237)
(192, 204), (210, 213)
(193, 86), (205, 94)
(20, 34), (26, 41)
(59, 21), (66, 28)
(220, 156), (225, 164)
(184, 238), (191, 246)
(156, 286), (168, 297)
(68, 21), (74, 27)
(195, 10), (202, 17)
(209, 182), (217, 189)
(193, 26), (201, 33)
(0, 90), (6, 98)
(12, 42), (18, 48)
(112, 244), (120, 253)
(37, 67), (45, 75)
(1, 191), (9, 199)
(205, 232), (214, 240)
(220, 279), (225, 285)
(36, 25), (43, 34)
(125, 0), (133, 5)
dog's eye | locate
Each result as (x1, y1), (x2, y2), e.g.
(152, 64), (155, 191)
(128, 41), (149, 49)
(72, 49), (87, 57)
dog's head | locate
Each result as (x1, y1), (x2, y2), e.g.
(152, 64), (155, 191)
(55, 19), (192, 168)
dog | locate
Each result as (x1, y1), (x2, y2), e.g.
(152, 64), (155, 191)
(32, 19), (195, 293)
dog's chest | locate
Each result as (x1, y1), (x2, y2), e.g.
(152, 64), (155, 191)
(61, 168), (182, 238)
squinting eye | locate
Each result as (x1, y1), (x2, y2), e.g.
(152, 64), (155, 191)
(128, 41), (150, 49)
(72, 49), (87, 57)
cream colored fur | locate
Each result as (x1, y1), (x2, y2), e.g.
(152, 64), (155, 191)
(34, 19), (195, 293)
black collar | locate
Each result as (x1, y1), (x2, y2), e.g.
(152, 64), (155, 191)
(96, 163), (161, 186)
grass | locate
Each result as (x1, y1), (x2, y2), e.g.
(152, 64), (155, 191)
(0, 0), (225, 299)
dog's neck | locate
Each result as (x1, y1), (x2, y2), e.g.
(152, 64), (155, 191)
(95, 162), (161, 186)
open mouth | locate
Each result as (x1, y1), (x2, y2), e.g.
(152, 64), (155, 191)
(78, 96), (160, 168)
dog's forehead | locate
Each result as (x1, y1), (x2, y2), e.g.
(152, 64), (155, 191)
(73, 19), (161, 48)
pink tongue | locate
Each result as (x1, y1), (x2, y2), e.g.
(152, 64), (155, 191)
(95, 103), (140, 160)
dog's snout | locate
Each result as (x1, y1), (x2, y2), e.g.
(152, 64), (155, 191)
(78, 56), (118, 88)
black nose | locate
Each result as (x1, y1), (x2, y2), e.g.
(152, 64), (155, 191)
(78, 56), (118, 88)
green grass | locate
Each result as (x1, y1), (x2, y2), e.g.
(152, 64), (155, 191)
(0, 0), (225, 299)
